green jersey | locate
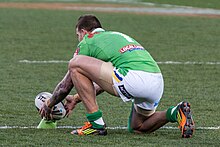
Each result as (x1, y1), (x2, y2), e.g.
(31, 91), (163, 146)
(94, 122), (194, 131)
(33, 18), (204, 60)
(75, 28), (160, 76)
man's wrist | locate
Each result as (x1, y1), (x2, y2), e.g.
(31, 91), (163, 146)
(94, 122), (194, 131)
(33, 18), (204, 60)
(46, 99), (53, 108)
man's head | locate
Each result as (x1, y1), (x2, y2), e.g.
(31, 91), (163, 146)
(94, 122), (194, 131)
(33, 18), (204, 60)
(76, 14), (102, 41)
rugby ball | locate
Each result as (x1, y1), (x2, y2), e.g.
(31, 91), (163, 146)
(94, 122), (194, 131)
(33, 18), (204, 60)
(35, 92), (66, 120)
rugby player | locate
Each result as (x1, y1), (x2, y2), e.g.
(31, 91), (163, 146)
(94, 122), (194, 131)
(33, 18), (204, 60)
(40, 14), (195, 137)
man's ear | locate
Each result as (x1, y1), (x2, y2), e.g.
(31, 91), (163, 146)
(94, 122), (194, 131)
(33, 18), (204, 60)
(81, 29), (88, 35)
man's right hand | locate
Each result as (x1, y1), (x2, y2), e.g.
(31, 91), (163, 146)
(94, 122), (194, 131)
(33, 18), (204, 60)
(64, 94), (81, 117)
(39, 103), (52, 120)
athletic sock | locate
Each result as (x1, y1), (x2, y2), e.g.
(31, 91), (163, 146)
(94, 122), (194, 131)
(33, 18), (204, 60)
(86, 109), (105, 129)
(166, 106), (178, 122)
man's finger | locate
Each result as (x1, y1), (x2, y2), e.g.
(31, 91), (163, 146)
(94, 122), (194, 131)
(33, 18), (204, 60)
(40, 109), (45, 118)
(66, 110), (72, 118)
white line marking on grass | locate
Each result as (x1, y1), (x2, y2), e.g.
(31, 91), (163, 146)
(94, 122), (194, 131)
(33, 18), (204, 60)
(157, 61), (220, 65)
(64, 6), (220, 16)
(19, 60), (69, 64)
(19, 60), (220, 65)
(0, 125), (219, 130)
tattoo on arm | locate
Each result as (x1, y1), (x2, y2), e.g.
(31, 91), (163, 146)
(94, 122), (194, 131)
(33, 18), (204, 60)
(48, 71), (73, 108)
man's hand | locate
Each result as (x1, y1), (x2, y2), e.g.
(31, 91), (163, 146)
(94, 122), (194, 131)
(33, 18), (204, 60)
(39, 102), (52, 120)
(64, 94), (81, 117)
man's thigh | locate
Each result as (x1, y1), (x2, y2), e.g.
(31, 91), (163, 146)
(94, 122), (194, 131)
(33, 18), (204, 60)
(69, 55), (117, 96)
(99, 62), (118, 96)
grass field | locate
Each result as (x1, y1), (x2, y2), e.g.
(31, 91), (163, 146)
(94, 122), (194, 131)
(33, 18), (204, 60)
(0, 1), (220, 146)
(141, 0), (220, 9)
(1, 0), (220, 9)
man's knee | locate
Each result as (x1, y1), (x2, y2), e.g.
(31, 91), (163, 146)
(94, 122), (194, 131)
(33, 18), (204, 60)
(68, 55), (83, 70)
(129, 108), (144, 131)
(129, 107), (154, 133)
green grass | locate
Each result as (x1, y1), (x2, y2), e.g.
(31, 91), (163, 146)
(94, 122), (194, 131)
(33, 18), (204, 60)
(1, 0), (220, 9)
(0, 129), (219, 146)
(0, 4), (220, 147)
(140, 0), (220, 9)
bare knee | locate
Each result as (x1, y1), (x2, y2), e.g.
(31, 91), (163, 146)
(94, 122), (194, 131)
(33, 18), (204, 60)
(69, 56), (88, 76)
(68, 55), (83, 70)
(131, 125), (142, 133)
(130, 109), (152, 133)
(131, 121), (152, 134)
(130, 110), (145, 132)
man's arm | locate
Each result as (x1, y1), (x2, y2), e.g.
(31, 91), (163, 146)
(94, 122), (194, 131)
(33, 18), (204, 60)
(40, 71), (73, 119)
(48, 71), (73, 108)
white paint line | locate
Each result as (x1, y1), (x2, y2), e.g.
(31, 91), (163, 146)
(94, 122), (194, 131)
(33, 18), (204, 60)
(157, 61), (220, 65)
(64, 6), (220, 16)
(19, 60), (220, 65)
(0, 125), (219, 130)
(19, 60), (69, 64)
(32, 0), (220, 10)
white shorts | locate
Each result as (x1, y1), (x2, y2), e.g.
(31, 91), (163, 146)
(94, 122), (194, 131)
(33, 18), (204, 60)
(112, 68), (164, 111)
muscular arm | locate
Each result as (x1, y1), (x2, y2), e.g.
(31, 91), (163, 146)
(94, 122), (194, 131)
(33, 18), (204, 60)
(48, 71), (74, 108)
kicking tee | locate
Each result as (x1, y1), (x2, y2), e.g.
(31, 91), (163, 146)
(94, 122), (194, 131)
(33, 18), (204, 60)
(75, 28), (160, 76)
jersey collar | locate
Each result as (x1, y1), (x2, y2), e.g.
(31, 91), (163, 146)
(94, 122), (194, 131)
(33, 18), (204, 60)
(92, 28), (105, 33)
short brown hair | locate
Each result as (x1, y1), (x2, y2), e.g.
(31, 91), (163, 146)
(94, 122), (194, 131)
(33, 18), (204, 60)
(76, 14), (102, 32)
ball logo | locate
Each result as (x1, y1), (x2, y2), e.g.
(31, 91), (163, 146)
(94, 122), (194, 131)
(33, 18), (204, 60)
(38, 95), (47, 102)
